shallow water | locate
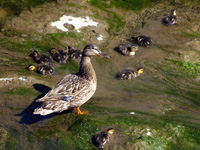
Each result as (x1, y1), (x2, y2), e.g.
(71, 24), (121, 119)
(0, 1), (200, 150)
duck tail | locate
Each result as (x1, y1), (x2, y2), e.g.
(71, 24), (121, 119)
(33, 107), (55, 116)
(33, 101), (70, 115)
(36, 97), (45, 102)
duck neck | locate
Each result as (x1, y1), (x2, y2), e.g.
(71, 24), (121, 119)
(78, 56), (97, 81)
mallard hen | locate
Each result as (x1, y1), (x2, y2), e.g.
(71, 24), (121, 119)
(34, 44), (110, 115)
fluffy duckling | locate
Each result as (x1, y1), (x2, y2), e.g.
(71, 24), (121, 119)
(163, 9), (178, 26)
(28, 64), (55, 75)
(50, 48), (68, 64)
(32, 50), (54, 66)
(117, 44), (139, 56)
(92, 128), (114, 149)
(130, 35), (153, 48)
(117, 67), (143, 80)
(66, 46), (82, 59)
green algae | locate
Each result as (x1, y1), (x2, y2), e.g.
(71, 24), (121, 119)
(0, 1), (200, 150)
(88, 0), (162, 11)
(165, 59), (200, 77)
(47, 32), (78, 45)
(88, 0), (125, 35)
(34, 114), (99, 150)
(1, 56), (33, 68)
(2, 103), (200, 150)
(0, 37), (52, 53)
(56, 59), (79, 74)
(4, 87), (40, 96)
(181, 29), (200, 39)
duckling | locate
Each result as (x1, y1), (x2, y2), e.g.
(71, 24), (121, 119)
(118, 44), (139, 56)
(66, 46), (82, 59)
(130, 35), (153, 48)
(32, 50), (54, 66)
(92, 128), (114, 149)
(163, 9), (178, 26)
(28, 64), (55, 75)
(50, 48), (68, 64)
(33, 44), (110, 115)
(117, 67), (143, 80)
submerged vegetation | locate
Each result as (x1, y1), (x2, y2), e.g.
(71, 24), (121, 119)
(0, 0), (57, 14)
(88, 0), (162, 11)
(4, 87), (40, 96)
(181, 29), (200, 39)
(0, 0), (200, 149)
(18, 107), (199, 149)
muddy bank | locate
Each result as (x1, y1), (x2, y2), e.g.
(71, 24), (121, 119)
(0, 0), (200, 149)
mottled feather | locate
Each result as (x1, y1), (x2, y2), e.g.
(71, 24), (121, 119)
(36, 74), (96, 107)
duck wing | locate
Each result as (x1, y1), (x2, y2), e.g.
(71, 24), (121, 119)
(36, 74), (93, 103)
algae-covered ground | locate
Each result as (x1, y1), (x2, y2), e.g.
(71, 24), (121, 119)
(0, 0), (200, 149)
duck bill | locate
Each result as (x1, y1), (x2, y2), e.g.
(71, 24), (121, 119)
(97, 51), (110, 58)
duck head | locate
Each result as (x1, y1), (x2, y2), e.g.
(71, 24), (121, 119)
(137, 67), (143, 74)
(33, 51), (40, 57)
(107, 128), (114, 135)
(130, 45), (138, 52)
(50, 48), (57, 54)
(171, 9), (176, 16)
(28, 64), (36, 71)
(83, 44), (110, 58)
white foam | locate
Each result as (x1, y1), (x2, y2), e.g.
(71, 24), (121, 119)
(51, 15), (99, 32)
(0, 77), (27, 82)
(147, 131), (151, 136)
(130, 112), (135, 115)
(146, 129), (151, 136)
(97, 34), (103, 40)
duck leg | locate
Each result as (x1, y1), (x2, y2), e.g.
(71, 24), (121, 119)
(75, 107), (88, 115)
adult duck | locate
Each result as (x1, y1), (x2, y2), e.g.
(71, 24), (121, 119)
(163, 9), (178, 26)
(34, 44), (110, 115)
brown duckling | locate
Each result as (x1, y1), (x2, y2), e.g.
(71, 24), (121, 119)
(50, 48), (68, 64)
(66, 46), (82, 59)
(130, 35), (153, 48)
(92, 128), (114, 149)
(28, 64), (55, 75)
(32, 50), (54, 66)
(117, 44), (139, 56)
(117, 67), (143, 80)
(163, 9), (178, 26)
